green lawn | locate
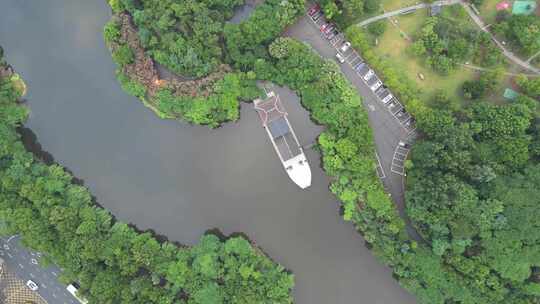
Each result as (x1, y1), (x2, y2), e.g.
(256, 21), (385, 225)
(478, 0), (502, 24)
(380, 0), (418, 11)
(373, 10), (478, 102)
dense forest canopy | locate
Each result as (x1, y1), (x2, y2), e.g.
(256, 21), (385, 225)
(411, 7), (503, 74)
(118, 0), (243, 77)
(493, 14), (540, 56)
(105, 0), (304, 126)
(3, 0), (540, 303)
(406, 94), (540, 302)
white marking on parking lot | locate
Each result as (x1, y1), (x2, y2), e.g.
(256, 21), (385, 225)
(306, 9), (418, 140)
(375, 152), (386, 179)
(18, 263), (24, 269)
(391, 143), (410, 176)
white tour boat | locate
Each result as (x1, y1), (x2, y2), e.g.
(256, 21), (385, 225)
(254, 91), (312, 189)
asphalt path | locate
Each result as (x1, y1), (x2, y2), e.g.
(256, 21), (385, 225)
(285, 14), (421, 239)
(461, 2), (540, 75)
(0, 235), (79, 304)
(357, 0), (462, 27)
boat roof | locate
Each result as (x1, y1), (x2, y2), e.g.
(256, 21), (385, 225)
(254, 92), (287, 126)
(268, 117), (290, 139)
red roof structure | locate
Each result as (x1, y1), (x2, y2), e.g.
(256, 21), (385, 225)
(496, 0), (510, 10)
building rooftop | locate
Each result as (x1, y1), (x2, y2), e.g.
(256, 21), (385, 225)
(512, 0), (537, 14)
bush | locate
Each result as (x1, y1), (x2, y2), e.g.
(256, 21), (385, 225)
(111, 44), (134, 67)
(367, 20), (387, 37)
(103, 20), (121, 44)
(462, 69), (503, 99)
(116, 71), (146, 99)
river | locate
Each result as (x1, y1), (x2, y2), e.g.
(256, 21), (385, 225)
(0, 1), (416, 303)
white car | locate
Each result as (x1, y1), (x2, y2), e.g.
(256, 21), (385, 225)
(26, 280), (39, 291)
(363, 69), (374, 81)
(335, 52), (346, 63)
(370, 80), (382, 91)
(339, 41), (351, 53)
(381, 94), (393, 104)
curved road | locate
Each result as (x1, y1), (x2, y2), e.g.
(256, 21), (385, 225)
(461, 3), (540, 75)
(357, 0), (540, 75)
(357, 0), (461, 27)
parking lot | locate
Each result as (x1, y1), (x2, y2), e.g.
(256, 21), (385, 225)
(307, 6), (416, 136)
(283, 5), (423, 225)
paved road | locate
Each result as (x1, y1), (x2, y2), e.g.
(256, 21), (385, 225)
(458, 63), (540, 77)
(357, 0), (462, 27)
(0, 235), (79, 304)
(461, 3), (540, 75)
(285, 15), (421, 239)
(526, 50), (540, 64)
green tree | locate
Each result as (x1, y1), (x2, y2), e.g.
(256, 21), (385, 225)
(112, 44), (134, 67)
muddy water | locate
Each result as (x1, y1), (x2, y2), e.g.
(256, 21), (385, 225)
(0, 1), (416, 303)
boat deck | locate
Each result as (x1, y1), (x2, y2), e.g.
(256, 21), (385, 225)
(275, 133), (301, 161)
(254, 91), (312, 189)
(254, 92), (303, 162)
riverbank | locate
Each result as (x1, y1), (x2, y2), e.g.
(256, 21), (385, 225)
(0, 56), (294, 303)
(0, 1), (416, 303)
(104, 12), (254, 126)
(104, 0), (422, 300)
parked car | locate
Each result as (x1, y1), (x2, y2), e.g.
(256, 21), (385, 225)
(67, 283), (89, 304)
(363, 69), (374, 81)
(322, 24), (335, 34)
(370, 80), (383, 91)
(335, 52), (346, 63)
(320, 23), (332, 32)
(398, 141), (408, 148)
(308, 5), (320, 16)
(404, 118), (415, 127)
(375, 87), (387, 97)
(339, 41), (351, 53)
(354, 62), (365, 71)
(381, 93), (393, 104)
(312, 11), (323, 21)
(326, 30), (339, 40)
(26, 280), (39, 291)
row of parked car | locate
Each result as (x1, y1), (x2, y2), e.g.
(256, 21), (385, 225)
(308, 4), (415, 131)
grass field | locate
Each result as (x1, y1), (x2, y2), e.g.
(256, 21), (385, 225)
(380, 0), (418, 11)
(478, 0), (502, 24)
(372, 9), (478, 102)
